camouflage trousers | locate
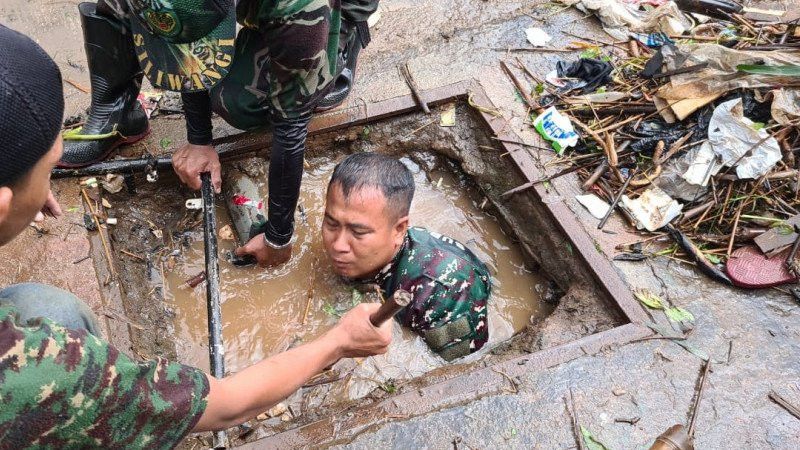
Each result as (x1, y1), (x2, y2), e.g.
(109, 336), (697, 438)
(212, 0), (379, 126)
(96, 0), (379, 125)
(0, 283), (101, 336)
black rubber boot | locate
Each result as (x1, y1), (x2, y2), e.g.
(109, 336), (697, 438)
(315, 20), (371, 112)
(59, 2), (149, 168)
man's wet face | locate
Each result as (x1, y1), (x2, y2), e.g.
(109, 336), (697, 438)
(322, 183), (407, 279)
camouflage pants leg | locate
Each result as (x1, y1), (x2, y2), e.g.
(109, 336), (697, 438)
(210, 0), (340, 128)
(0, 283), (102, 336)
(208, 27), (272, 131)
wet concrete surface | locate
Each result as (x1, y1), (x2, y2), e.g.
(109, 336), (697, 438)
(1, 0), (799, 448)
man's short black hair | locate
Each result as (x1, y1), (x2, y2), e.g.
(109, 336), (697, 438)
(0, 25), (64, 187)
(329, 153), (415, 220)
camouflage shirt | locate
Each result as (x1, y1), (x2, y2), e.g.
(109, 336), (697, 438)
(369, 227), (492, 360)
(0, 305), (208, 449)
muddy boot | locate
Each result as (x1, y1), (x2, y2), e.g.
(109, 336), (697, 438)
(315, 19), (371, 112)
(59, 2), (149, 168)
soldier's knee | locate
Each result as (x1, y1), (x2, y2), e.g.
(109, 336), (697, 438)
(0, 283), (102, 335)
(210, 85), (270, 131)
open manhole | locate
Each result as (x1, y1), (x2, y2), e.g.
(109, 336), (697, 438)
(79, 82), (648, 448)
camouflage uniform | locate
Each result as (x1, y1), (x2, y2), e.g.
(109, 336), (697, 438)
(97, 0), (374, 122)
(368, 227), (492, 361)
(211, 0), (342, 125)
(0, 304), (208, 448)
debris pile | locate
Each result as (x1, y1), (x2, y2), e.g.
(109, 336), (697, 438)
(497, 1), (800, 290)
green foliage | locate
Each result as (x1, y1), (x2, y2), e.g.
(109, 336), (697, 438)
(580, 426), (611, 450)
(159, 137), (172, 150)
(379, 380), (397, 394)
(634, 289), (664, 309)
(665, 307), (694, 323)
(580, 47), (602, 59)
(736, 64), (800, 77)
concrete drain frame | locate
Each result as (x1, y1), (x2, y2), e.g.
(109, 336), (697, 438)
(205, 80), (651, 448)
(79, 80), (652, 447)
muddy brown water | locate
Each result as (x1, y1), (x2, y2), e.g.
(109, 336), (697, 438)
(163, 155), (552, 376)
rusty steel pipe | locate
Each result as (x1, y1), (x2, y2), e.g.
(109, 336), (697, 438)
(369, 289), (412, 327)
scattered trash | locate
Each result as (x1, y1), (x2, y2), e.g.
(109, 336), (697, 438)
(99, 174), (125, 194)
(576, 194), (611, 219)
(564, 0), (691, 40)
(555, 58), (613, 94)
(620, 187), (683, 232)
(631, 31), (673, 48)
(105, 217), (118, 226)
(498, 3), (799, 288)
(533, 107), (579, 154)
(268, 402), (288, 418)
(705, 98), (781, 179)
(184, 199), (202, 210)
(754, 214), (800, 255)
(525, 27), (552, 47)
(137, 90), (163, 119)
(83, 213), (97, 231)
(770, 89), (800, 125)
(219, 224), (235, 241)
(184, 271), (207, 289)
(440, 103), (456, 127)
(726, 245), (799, 288)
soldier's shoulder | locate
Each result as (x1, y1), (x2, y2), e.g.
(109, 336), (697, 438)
(406, 227), (490, 286)
(408, 227), (488, 270)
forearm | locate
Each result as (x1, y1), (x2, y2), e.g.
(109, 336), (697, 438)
(181, 91), (213, 145)
(194, 332), (342, 431)
(264, 115), (310, 245)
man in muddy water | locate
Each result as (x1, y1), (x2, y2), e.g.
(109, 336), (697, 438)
(322, 153), (493, 361)
(0, 25), (392, 447)
(58, 0), (379, 267)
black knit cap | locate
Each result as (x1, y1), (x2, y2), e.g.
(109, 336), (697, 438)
(0, 24), (64, 186)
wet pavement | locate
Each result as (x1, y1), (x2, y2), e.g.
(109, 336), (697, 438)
(1, 0), (798, 448)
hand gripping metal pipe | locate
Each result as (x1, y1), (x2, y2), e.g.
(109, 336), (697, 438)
(201, 173), (227, 448)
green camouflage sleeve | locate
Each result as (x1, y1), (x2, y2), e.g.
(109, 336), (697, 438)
(0, 305), (209, 449)
(396, 251), (491, 358)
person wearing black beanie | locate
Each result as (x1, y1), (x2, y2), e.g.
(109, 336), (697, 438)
(0, 24), (65, 245)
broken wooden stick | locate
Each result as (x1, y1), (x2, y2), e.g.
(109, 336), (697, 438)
(687, 359), (711, 437)
(567, 389), (586, 450)
(581, 160), (609, 191)
(369, 288), (412, 327)
(399, 62), (430, 114)
(598, 168), (637, 230)
(769, 390), (800, 421)
(81, 188), (116, 278)
(499, 60), (541, 113)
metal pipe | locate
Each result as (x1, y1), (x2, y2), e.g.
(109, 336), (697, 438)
(201, 173), (227, 449)
(51, 155), (170, 179)
(369, 289), (412, 327)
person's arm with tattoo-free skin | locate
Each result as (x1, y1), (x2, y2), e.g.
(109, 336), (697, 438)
(192, 303), (392, 431)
